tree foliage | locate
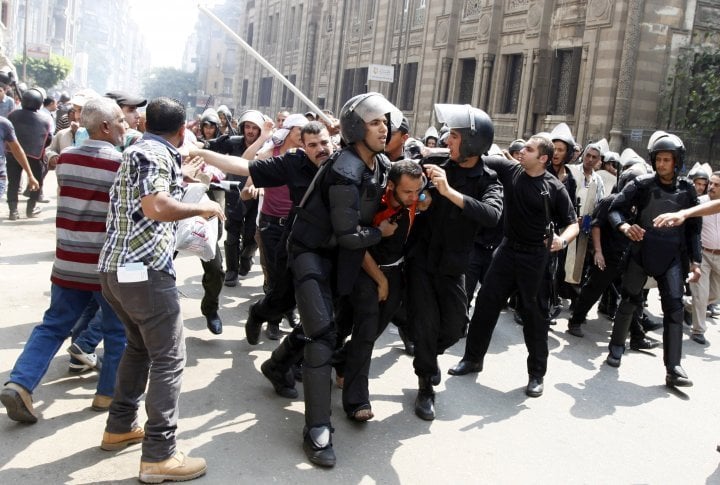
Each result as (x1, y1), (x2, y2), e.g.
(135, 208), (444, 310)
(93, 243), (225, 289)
(681, 49), (720, 137)
(141, 67), (196, 107)
(14, 54), (72, 89)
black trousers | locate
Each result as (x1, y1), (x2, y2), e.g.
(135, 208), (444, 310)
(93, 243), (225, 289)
(253, 216), (295, 323)
(465, 243), (496, 315)
(291, 250), (336, 428)
(338, 266), (403, 414)
(464, 243), (550, 378)
(610, 257), (685, 369)
(7, 156), (43, 209)
(200, 242), (224, 316)
(407, 264), (467, 378)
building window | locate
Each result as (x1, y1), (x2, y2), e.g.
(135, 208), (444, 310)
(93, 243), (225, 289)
(458, 58), (476, 104)
(259, 77), (273, 106)
(340, 68), (368, 103)
(241, 79), (249, 106)
(1, 1), (10, 27)
(223, 78), (233, 96)
(400, 62), (418, 111)
(247, 23), (254, 46)
(548, 47), (581, 115)
(501, 54), (523, 114)
(282, 74), (297, 109)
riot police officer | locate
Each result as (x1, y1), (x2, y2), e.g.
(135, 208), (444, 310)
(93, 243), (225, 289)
(407, 104), (503, 420)
(287, 93), (401, 466)
(606, 131), (701, 387)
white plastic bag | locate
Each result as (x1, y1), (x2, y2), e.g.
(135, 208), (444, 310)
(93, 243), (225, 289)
(175, 184), (218, 261)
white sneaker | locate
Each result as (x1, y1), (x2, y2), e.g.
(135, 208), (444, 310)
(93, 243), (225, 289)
(67, 343), (98, 368)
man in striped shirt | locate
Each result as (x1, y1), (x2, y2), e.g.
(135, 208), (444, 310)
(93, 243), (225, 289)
(1, 97), (128, 423)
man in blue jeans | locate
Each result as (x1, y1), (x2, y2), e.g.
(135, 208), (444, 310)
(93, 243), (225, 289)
(1, 97), (128, 422)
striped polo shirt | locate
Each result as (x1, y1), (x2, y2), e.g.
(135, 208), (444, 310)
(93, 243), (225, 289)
(51, 139), (122, 291)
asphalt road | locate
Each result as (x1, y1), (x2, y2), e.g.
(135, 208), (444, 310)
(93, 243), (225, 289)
(1, 173), (720, 484)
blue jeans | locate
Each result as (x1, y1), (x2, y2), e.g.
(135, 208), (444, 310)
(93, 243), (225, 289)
(72, 301), (104, 354)
(7, 284), (127, 397)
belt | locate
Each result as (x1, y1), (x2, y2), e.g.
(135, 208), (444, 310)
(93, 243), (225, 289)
(260, 213), (289, 227)
(703, 247), (720, 255)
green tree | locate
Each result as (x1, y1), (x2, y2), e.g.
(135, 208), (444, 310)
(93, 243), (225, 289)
(142, 67), (196, 107)
(670, 47), (720, 164)
(15, 54), (72, 89)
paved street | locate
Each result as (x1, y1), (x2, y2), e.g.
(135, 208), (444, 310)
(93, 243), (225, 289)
(2, 173), (720, 484)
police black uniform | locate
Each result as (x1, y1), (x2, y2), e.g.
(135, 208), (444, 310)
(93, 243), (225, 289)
(606, 141), (701, 386)
(456, 155), (576, 389)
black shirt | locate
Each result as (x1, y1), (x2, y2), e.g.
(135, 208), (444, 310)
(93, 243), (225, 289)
(248, 148), (319, 206)
(591, 194), (628, 265)
(485, 156), (577, 247)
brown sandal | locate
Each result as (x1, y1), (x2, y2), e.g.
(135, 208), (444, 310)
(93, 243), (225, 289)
(350, 407), (374, 422)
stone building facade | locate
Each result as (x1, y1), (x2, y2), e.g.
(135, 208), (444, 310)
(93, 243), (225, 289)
(199, 0), (720, 158)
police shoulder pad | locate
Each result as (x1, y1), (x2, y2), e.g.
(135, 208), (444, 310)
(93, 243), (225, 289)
(331, 149), (366, 183)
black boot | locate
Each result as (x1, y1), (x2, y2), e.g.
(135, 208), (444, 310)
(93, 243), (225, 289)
(261, 337), (303, 397)
(414, 376), (435, 421)
(303, 425), (335, 467)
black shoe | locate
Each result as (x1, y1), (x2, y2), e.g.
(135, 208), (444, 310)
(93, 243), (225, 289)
(566, 323), (584, 338)
(239, 257), (253, 276)
(223, 270), (238, 287)
(303, 426), (336, 467)
(266, 321), (280, 340)
(414, 389), (435, 421)
(666, 366), (693, 387)
(261, 359), (298, 398)
(525, 376), (544, 398)
(398, 327), (415, 356)
(245, 304), (262, 345)
(691, 333), (707, 345)
(8, 210), (19, 221)
(606, 344), (624, 367)
(642, 313), (664, 332)
(630, 336), (660, 350)
(205, 312), (223, 335)
(448, 360), (483, 376)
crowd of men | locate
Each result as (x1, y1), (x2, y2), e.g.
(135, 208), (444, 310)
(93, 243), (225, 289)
(1, 80), (717, 482)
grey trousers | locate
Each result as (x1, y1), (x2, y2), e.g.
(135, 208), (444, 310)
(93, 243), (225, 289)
(100, 270), (186, 462)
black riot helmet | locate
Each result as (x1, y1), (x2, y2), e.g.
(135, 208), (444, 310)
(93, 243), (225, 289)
(508, 139), (526, 157)
(339, 92), (402, 146)
(21, 88), (44, 111)
(433, 104), (494, 161)
(647, 131), (685, 175)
